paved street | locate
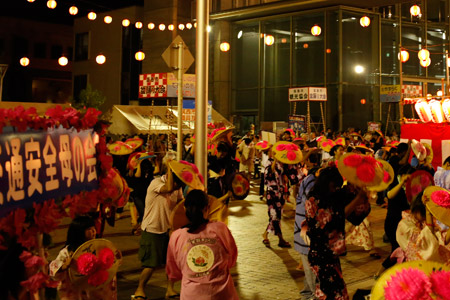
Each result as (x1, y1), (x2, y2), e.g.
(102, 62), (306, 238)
(48, 180), (391, 300)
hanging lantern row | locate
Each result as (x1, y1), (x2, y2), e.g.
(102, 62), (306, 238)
(398, 49), (431, 67)
(414, 98), (450, 123)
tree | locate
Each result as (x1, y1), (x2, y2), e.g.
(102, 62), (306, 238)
(73, 84), (106, 109)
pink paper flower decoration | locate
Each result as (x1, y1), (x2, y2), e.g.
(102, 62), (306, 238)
(198, 174), (204, 184)
(384, 268), (432, 300)
(383, 171), (390, 183)
(356, 163), (376, 183)
(181, 170), (193, 183)
(276, 144), (287, 151)
(191, 164), (199, 174)
(288, 144), (299, 151)
(431, 190), (450, 208)
(287, 151), (297, 161)
(98, 248), (114, 269)
(430, 270), (450, 299)
(343, 154), (364, 167)
(77, 253), (99, 276)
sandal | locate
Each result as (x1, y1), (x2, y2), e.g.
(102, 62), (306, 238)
(262, 239), (270, 247)
(131, 296), (148, 300)
(278, 241), (291, 248)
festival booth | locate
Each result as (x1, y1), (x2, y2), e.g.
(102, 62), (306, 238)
(107, 104), (233, 136)
(0, 102), (126, 298)
(400, 97), (450, 169)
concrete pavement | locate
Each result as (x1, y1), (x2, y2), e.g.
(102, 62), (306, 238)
(48, 180), (391, 299)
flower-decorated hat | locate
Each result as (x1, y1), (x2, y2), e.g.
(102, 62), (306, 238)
(405, 170), (434, 204)
(367, 160), (394, 192)
(411, 139), (427, 161)
(69, 239), (122, 291)
(107, 141), (134, 155)
(210, 127), (234, 143)
(386, 140), (400, 147)
(255, 140), (271, 151)
(337, 153), (385, 187)
(284, 128), (295, 137)
(334, 137), (346, 146)
(423, 186), (450, 227)
(371, 260), (450, 300)
(423, 143), (433, 164)
(227, 172), (250, 200)
(109, 168), (130, 208)
(355, 144), (374, 154)
(272, 141), (303, 164)
(168, 160), (205, 191)
(318, 138), (336, 153)
(124, 137), (143, 150)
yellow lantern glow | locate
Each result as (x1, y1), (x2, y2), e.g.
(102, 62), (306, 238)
(122, 19), (130, 27)
(360, 16), (370, 27)
(186, 23), (192, 29)
(47, 0), (57, 9)
(104, 16), (112, 24)
(194, 22), (197, 28)
(87, 12), (97, 20)
(399, 50), (409, 62)
(159, 24), (166, 31)
(27, 0), (35, 2)
(96, 54), (106, 65)
(58, 56), (68, 66)
(135, 51), (145, 61)
(418, 49), (430, 61)
(442, 99), (450, 122)
(220, 42), (230, 52)
(135, 22), (143, 29)
(265, 35), (275, 46)
(415, 99), (433, 123)
(168, 24), (174, 31)
(148, 23), (155, 30)
(429, 100), (445, 123)
(420, 57), (431, 67)
(178, 24), (185, 30)
(69, 6), (78, 15)
(437, 90), (444, 97)
(20, 57), (30, 67)
(410, 5), (421, 17)
(311, 25), (321, 36)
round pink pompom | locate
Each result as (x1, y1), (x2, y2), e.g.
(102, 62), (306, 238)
(87, 270), (109, 286)
(198, 174), (204, 184)
(431, 190), (450, 208)
(77, 253), (99, 276)
(286, 151), (297, 161)
(384, 268), (432, 300)
(181, 170), (193, 183)
(98, 248), (114, 269)
(191, 164), (199, 174)
(276, 144), (287, 151)
(356, 163), (375, 183)
(343, 155), (363, 167)
(430, 270), (450, 299)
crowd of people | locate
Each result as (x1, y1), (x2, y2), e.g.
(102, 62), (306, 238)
(43, 125), (450, 300)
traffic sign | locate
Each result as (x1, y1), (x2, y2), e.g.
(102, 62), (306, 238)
(161, 35), (194, 78)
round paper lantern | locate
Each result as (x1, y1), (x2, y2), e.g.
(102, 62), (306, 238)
(410, 5), (421, 17)
(360, 99), (366, 104)
(437, 90), (443, 97)
(360, 16), (370, 27)
(178, 24), (185, 30)
(104, 16), (112, 24)
(159, 24), (166, 31)
(186, 23), (192, 29)
(135, 22), (143, 29)
(399, 50), (409, 62)
(265, 35), (274, 46)
(47, 0), (57, 9)
(69, 6), (78, 15)
(220, 42), (230, 52)
(135, 51), (145, 61)
(96, 54), (106, 65)
(442, 99), (450, 122)
(27, 0), (36, 2)
(168, 24), (174, 31)
(420, 57), (431, 67)
(87, 12), (96, 20)
(311, 25), (321, 36)
(429, 100), (445, 123)
(415, 99), (433, 123)
(418, 49), (430, 61)
(20, 57), (30, 67)
(303, 43), (309, 49)
(122, 19), (130, 27)
(148, 22), (155, 30)
(58, 56), (68, 66)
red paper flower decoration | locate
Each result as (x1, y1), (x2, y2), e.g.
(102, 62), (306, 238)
(276, 144), (287, 151)
(99, 248), (115, 269)
(431, 190), (450, 208)
(343, 154), (364, 167)
(430, 270), (450, 298)
(356, 163), (376, 183)
(77, 253), (99, 276)
(181, 170), (194, 183)
(287, 151), (297, 161)
(383, 171), (390, 183)
(88, 270), (109, 286)
(384, 268), (432, 300)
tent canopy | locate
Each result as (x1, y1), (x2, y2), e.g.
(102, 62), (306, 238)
(107, 105), (232, 135)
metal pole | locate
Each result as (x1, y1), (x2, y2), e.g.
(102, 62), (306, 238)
(177, 42), (183, 161)
(195, 0), (209, 179)
(0, 64), (8, 102)
(446, 50), (449, 95)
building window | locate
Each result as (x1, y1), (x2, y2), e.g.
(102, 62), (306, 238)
(51, 45), (63, 59)
(67, 47), (73, 61)
(34, 42), (46, 59)
(75, 32), (89, 61)
(73, 75), (88, 102)
(12, 36), (28, 57)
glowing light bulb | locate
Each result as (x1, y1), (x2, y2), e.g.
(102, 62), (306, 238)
(159, 24), (166, 31)
(69, 6), (78, 15)
(135, 51), (145, 61)
(58, 56), (68, 66)
(220, 42), (230, 52)
(47, 0), (57, 9)
(135, 22), (143, 29)
(104, 16), (112, 24)
(96, 54), (106, 65)
(20, 57), (30, 67)
(122, 19), (130, 27)
(178, 24), (185, 30)
(186, 23), (192, 29)
(148, 23), (155, 30)
(87, 12), (97, 20)
(311, 25), (321, 36)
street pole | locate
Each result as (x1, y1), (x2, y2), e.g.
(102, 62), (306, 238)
(177, 42), (183, 161)
(446, 50), (449, 96)
(0, 64), (8, 102)
(194, 0), (209, 179)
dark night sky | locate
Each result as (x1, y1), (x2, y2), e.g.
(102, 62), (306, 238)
(0, 0), (144, 24)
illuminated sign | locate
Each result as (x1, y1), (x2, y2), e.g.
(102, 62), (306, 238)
(0, 126), (99, 217)
(289, 87), (327, 102)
